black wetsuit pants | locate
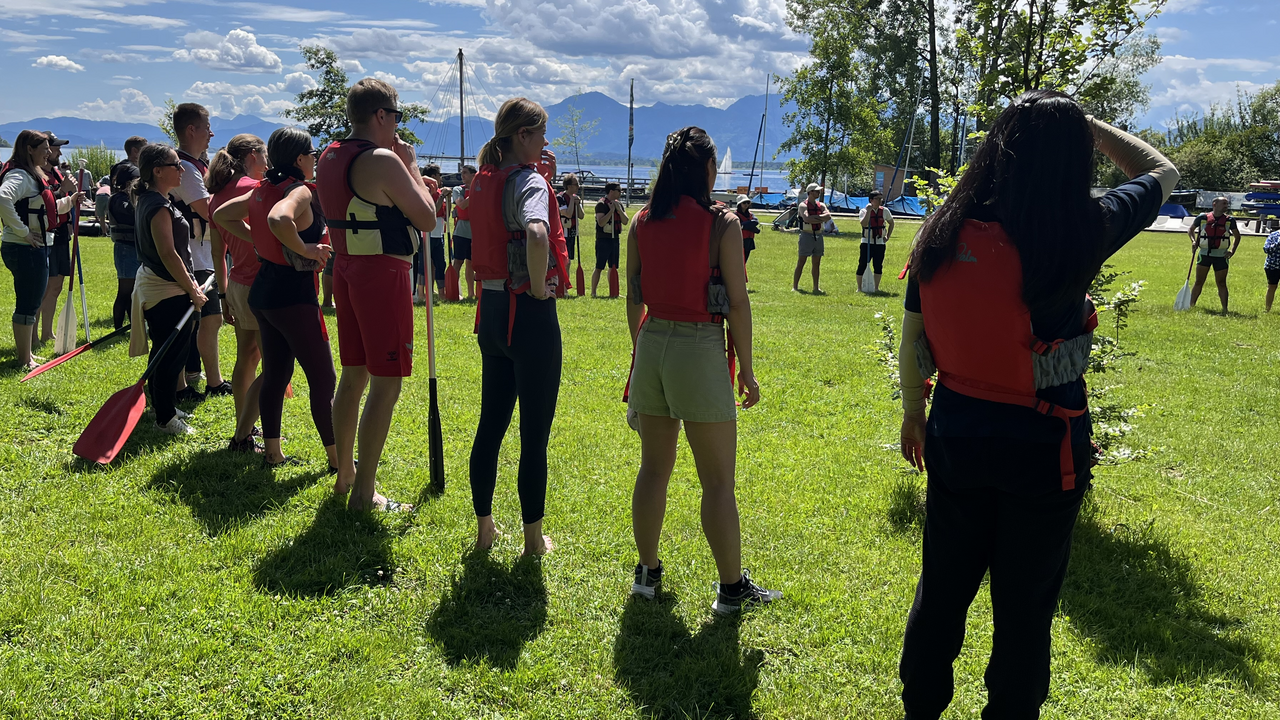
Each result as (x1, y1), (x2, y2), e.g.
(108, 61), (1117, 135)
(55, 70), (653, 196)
(858, 243), (886, 275)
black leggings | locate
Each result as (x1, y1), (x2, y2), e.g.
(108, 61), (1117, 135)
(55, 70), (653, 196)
(470, 289), (562, 524)
(144, 294), (196, 425)
(252, 303), (336, 446)
(858, 243), (886, 275)
(113, 278), (133, 330)
(185, 314), (202, 375)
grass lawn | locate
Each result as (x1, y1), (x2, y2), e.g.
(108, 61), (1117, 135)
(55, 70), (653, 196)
(0, 217), (1277, 718)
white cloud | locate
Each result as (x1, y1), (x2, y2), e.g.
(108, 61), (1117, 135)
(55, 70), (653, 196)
(1160, 55), (1275, 73)
(225, 3), (352, 23)
(0, 0), (186, 29)
(1163, 0), (1206, 12)
(72, 27), (109, 34)
(1154, 27), (1187, 44)
(341, 59), (366, 74)
(77, 88), (161, 122)
(183, 72), (316, 99)
(173, 29), (283, 74)
(372, 70), (428, 92)
(108, 75), (139, 85)
(33, 55), (85, 72)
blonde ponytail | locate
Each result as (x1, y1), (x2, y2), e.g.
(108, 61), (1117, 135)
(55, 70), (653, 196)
(479, 97), (548, 167)
(205, 133), (265, 195)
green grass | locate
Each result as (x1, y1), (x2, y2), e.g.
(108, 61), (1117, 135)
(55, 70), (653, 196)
(0, 219), (1277, 718)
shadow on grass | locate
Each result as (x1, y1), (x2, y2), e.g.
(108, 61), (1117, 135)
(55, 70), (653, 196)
(613, 594), (763, 719)
(1061, 494), (1263, 687)
(252, 495), (395, 597)
(148, 448), (324, 536)
(885, 470), (926, 535)
(425, 549), (548, 670)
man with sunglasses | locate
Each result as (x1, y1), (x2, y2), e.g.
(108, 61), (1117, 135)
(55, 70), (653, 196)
(318, 78), (438, 512)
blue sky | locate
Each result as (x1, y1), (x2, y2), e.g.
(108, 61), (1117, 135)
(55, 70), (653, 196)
(3, 0), (1276, 129)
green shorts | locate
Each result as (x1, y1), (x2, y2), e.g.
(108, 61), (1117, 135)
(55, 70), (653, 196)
(628, 318), (737, 423)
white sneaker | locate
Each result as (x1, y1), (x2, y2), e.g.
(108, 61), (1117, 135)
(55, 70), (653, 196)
(174, 408), (191, 420)
(156, 416), (195, 435)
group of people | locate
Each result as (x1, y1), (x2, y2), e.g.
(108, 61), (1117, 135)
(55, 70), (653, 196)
(1184, 195), (1280, 314)
(791, 183), (896, 294)
(5, 79), (1275, 718)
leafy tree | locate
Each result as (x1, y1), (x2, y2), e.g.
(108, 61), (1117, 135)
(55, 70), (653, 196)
(284, 45), (429, 148)
(550, 92), (599, 172)
(159, 98), (178, 145)
(66, 144), (118, 184)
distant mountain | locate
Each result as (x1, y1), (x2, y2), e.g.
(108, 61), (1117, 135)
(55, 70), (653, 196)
(0, 117), (163, 148)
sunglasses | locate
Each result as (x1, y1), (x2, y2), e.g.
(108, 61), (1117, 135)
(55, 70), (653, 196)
(158, 162), (184, 169)
(300, 148), (317, 156)
(381, 107), (404, 123)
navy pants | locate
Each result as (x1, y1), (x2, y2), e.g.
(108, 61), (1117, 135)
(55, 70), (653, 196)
(2, 242), (50, 324)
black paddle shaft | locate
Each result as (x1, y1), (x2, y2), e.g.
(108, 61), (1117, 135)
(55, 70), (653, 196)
(139, 275), (216, 384)
(428, 377), (445, 492)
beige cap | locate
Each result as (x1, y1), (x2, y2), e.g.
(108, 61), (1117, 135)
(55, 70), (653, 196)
(806, 182), (823, 193)
(735, 194), (751, 206)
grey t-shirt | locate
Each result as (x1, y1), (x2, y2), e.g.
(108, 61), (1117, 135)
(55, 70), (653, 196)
(480, 166), (554, 291)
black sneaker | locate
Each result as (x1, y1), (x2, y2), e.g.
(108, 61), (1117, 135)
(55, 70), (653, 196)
(175, 386), (205, 404)
(227, 435), (263, 454)
(206, 381), (233, 396)
(631, 562), (663, 599)
(712, 570), (781, 615)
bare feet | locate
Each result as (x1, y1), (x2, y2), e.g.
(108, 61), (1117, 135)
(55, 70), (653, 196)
(477, 515), (498, 549)
(522, 535), (554, 556)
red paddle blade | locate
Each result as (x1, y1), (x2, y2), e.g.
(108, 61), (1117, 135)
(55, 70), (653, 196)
(22, 342), (92, 381)
(576, 265), (585, 296)
(285, 382), (295, 399)
(73, 381), (147, 464)
(444, 264), (460, 301)
(897, 262), (910, 281)
(608, 268), (620, 297)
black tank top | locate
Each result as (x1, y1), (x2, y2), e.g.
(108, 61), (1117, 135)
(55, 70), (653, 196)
(134, 190), (192, 283)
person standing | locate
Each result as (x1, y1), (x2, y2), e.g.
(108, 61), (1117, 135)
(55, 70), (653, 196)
(169, 102), (231, 398)
(734, 194), (759, 267)
(1, 131), (79, 369)
(625, 127), (779, 612)
(592, 181), (628, 297)
(129, 144), (208, 434)
(108, 137), (146, 330)
(451, 164), (477, 300)
(34, 132), (74, 345)
(858, 190), (895, 293)
(318, 78), (437, 512)
(206, 133), (268, 452)
(1264, 227), (1280, 313)
(416, 164), (447, 302)
(468, 97), (569, 555)
(895, 91), (1178, 720)
(1188, 196), (1242, 313)
(558, 173), (584, 261)
(793, 182), (829, 293)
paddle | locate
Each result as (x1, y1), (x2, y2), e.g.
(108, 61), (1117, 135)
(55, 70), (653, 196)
(74, 209), (91, 343)
(73, 275), (216, 464)
(575, 233), (585, 297)
(54, 210), (79, 356)
(1174, 249), (1196, 311)
(860, 270), (876, 294)
(22, 323), (130, 382)
(423, 239), (445, 494)
(444, 225), (460, 301)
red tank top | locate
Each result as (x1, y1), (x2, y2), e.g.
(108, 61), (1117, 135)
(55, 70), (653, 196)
(211, 175), (260, 285)
(248, 177), (308, 267)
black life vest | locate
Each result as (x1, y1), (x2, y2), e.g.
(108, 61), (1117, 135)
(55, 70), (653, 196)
(0, 164), (56, 240)
(169, 150), (208, 241)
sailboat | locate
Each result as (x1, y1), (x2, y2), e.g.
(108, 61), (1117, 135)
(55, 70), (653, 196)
(715, 147), (733, 191)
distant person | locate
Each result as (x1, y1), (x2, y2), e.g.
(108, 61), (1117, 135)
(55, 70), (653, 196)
(1264, 227), (1279, 312)
(416, 163), (446, 302)
(34, 132), (74, 346)
(896, 91), (1177, 720)
(558, 173), (584, 260)
(734, 194), (759, 266)
(858, 190), (895, 292)
(169, 103), (230, 398)
(318, 78), (437, 511)
(206, 133), (268, 452)
(94, 175), (110, 235)
(793, 182), (829, 293)
(593, 181), (628, 297)
(129, 143), (207, 435)
(1, 130), (79, 369)
(625, 127), (778, 612)
(108, 136), (146, 329)
(468, 97), (569, 555)
(1188, 196), (1241, 313)
(451, 164), (477, 300)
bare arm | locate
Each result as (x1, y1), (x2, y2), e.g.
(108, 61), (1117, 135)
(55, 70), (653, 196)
(717, 214), (759, 408)
(626, 222), (643, 342)
(1188, 217), (1200, 247)
(887, 211), (895, 238)
(211, 194), (253, 243)
(596, 208), (610, 229)
(268, 186), (332, 263)
(574, 195), (584, 220)
(525, 220), (550, 299)
(151, 209), (203, 305)
(615, 201), (630, 226)
(351, 142), (436, 234)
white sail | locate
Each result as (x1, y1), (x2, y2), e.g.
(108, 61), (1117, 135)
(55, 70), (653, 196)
(716, 147), (733, 190)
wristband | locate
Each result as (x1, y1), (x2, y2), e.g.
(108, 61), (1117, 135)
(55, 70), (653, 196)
(218, 292), (227, 299)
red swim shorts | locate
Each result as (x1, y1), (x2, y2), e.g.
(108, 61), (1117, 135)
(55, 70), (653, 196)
(334, 253), (413, 377)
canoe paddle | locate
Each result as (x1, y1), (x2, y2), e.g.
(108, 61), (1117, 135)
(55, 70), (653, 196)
(22, 323), (130, 382)
(1174, 249), (1195, 311)
(73, 274), (216, 464)
(53, 208), (80, 356)
(423, 239), (445, 494)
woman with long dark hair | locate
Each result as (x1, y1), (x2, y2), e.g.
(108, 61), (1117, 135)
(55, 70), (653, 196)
(206, 133), (268, 452)
(213, 127), (335, 470)
(130, 144), (208, 434)
(625, 126), (779, 614)
(468, 97), (570, 556)
(895, 90), (1178, 718)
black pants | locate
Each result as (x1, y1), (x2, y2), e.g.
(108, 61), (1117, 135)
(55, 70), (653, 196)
(900, 441), (1087, 720)
(469, 289), (562, 524)
(144, 294), (196, 425)
(253, 304), (336, 446)
(858, 243), (886, 275)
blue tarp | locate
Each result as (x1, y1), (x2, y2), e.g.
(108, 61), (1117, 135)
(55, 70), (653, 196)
(1159, 203), (1189, 218)
(752, 190), (927, 217)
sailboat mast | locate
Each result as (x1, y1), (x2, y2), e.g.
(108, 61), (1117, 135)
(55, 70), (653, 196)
(761, 75), (769, 192)
(747, 74), (769, 193)
(457, 48), (465, 170)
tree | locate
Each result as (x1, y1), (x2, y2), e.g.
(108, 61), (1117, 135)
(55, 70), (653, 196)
(159, 98), (178, 145)
(550, 92), (599, 172)
(283, 45), (429, 148)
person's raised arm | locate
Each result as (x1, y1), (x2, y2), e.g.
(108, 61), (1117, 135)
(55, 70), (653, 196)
(859, 207), (870, 228)
(616, 200), (630, 226)
(626, 222), (644, 342)
(574, 195), (584, 220)
(268, 186), (332, 264)
(361, 146), (436, 234)
(211, 194), (253, 243)
(1089, 116), (1180, 202)
(716, 212), (759, 409)
(152, 209), (203, 306)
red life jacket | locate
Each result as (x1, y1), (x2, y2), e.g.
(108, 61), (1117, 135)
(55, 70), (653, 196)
(454, 185), (471, 222)
(46, 166), (70, 229)
(0, 164), (57, 238)
(316, 138), (418, 256)
(735, 208), (755, 239)
(1200, 211), (1230, 251)
(918, 220), (1097, 491)
(248, 176), (315, 267)
(639, 196), (730, 323)
(805, 198), (823, 233)
(469, 163), (570, 343)
(863, 205), (886, 242)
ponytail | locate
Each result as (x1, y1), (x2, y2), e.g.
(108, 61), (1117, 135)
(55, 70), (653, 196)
(479, 97), (548, 167)
(205, 133), (265, 195)
(130, 143), (175, 204)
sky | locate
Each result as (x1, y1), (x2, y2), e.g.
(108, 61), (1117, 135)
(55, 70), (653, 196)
(2, 0), (1276, 130)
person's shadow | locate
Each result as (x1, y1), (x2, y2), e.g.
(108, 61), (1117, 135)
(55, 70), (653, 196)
(612, 594), (763, 719)
(425, 548), (548, 670)
(1061, 494), (1262, 686)
(251, 495), (395, 597)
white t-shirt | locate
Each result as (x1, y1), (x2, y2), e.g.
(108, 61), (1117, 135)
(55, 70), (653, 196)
(170, 157), (212, 271)
(858, 205), (893, 244)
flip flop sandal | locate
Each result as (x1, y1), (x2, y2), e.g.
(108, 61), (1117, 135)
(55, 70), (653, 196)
(264, 456), (303, 470)
(380, 499), (412, 513)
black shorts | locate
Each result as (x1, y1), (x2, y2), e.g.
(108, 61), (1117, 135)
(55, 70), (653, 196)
(194, 269), (221, 317)
(1198, 254), (1228, 272)
(453, 235), (472, 261)
(431, 235), (445, 282)
(324, 250), (335, 277)
(1266, 267), (1280, 285)
(595, 236), (620, 270)
(48, 229), (72, 277)
(565, 227), (577, 259)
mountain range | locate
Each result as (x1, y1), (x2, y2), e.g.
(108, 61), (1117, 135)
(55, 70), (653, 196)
(0, 92), (800, 165)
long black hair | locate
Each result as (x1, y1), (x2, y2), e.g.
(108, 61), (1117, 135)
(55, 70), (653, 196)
(646, 126), (716, 220)
(265, 127), (314, 183)
(909, 89), (1105, 316)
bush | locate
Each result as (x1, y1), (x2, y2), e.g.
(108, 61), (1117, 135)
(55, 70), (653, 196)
(65, 144), (119, 188)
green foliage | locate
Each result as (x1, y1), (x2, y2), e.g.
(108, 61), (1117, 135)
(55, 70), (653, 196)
(550, 92), (599, 172)
(1087, 265), (1151, 463)
(1149, 84), (1280, 191)
(159, 98), (178, 145)
(283, 45), (429, 148)
(65, 144), (118, 185)
(906, 163), (965, 216)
